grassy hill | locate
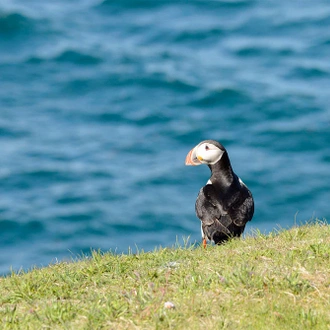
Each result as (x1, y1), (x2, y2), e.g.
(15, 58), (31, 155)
(1, 221), (329, 329)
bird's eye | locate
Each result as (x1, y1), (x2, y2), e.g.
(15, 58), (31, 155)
(205, 145), (209, 150)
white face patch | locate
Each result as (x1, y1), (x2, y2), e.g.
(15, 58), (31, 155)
(196, 143), (224, 165)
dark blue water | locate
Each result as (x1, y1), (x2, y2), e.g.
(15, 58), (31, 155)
(1, 0), (330, 275)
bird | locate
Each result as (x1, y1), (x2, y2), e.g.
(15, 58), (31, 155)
(185, 140), (254, 248)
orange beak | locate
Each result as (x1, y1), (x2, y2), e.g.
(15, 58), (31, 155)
(185, 147), (202, 166)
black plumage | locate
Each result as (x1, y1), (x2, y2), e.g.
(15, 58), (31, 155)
(185, 140), (254, 245)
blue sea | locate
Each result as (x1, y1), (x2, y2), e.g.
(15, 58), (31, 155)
(0, 0), (330, 275)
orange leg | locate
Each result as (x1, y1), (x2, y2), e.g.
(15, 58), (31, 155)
(203, 239), (207, 249)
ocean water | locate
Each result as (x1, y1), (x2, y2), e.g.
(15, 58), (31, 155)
(0, 0), (330, 275)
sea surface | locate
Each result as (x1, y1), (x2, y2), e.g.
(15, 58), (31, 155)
(0, 0), (330, 275)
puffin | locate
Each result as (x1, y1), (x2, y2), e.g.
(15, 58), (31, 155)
(185, 140), (254, 247)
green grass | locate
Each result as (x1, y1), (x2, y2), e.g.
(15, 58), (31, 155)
(1, 221), (330, 329)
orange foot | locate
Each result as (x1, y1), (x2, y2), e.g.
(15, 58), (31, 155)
(203, 239), (207, 249)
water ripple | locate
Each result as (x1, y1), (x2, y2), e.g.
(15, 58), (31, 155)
(0, 11), (34, 35)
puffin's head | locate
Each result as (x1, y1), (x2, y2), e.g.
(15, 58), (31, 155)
(185, 140), (225, 166)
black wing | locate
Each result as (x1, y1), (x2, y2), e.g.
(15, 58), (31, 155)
(229, 181), (254, 227)
(195, 184), (233, 236)
(195, 182), (254, 242)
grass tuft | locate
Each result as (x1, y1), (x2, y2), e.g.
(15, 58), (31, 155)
(1, 221), (329, 329)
